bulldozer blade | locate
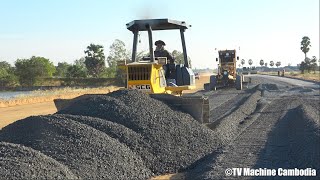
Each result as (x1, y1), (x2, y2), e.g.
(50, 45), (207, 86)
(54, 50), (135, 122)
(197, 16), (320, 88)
(54, 99), (71, 111)
(150, 94), (210, 123)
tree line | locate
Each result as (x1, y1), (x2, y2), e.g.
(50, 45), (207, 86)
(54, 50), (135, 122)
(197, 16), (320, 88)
(0, 39), (127, 87)
(238, 36), (319, 73)
(239, 59), (282, 68)
(0, 39), (190, 87)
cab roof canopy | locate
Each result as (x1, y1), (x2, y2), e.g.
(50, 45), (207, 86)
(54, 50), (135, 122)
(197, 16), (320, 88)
(126, 18), (190, 31)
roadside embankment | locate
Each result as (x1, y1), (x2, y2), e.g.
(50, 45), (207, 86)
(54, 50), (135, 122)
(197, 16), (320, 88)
(0, 86), (119, 108)
(258, 72), (320, 83)
(0, 86), (119, 129)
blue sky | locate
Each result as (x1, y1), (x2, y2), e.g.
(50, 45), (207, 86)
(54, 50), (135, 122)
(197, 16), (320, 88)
(0, 0), (319, 68)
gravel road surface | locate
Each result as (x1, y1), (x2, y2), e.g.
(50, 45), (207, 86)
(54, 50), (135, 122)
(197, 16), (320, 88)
(185, 75), (319, 179)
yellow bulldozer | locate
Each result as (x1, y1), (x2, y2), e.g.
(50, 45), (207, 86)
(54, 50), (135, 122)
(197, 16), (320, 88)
(54, 19), (209, 123)
(204, 49), (243, 90)
(119, 19), (196, 95)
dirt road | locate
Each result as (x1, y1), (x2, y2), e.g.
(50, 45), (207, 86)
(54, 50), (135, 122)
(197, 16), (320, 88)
(0, 87), (118, 129)
(0, 101), (56, 129)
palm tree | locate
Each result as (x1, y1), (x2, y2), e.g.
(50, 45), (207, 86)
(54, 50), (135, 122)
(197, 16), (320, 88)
(270, 61), (274, 68)
(259, 59), (264, 67)
(84, 43), (106, 77)
(241, 59), (245, 67)
(248, 59), (253, 67)
(300, 36), (311, 59)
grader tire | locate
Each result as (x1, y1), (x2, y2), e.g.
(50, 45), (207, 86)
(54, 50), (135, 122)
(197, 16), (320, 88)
(236, 75), (243, 90)
(210, 75), (217, 91)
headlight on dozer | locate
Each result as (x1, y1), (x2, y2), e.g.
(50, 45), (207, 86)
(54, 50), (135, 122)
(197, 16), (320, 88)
(223, 71), (228, 76)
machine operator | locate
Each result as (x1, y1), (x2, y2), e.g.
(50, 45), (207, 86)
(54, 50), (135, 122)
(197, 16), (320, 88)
(154, 40), (176, 86)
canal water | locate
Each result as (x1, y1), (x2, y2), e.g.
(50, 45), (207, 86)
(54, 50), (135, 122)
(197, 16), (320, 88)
(0, 91), (33, 100)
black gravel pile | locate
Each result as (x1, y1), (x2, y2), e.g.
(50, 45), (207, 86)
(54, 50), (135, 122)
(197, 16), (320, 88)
(57, 90), (222, 174)
(0, 115), (152, 180)
(52, 114), (155, 171)
(0, 142), (78, 179)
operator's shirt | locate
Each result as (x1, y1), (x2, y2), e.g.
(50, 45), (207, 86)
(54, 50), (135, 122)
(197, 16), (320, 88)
(154, 50), (175, 79)
(154, 50), (174, 62)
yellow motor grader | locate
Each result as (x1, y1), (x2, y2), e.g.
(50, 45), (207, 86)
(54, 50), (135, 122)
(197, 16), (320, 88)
(55, 19), (209, 123)
(204, 49), (243, 90)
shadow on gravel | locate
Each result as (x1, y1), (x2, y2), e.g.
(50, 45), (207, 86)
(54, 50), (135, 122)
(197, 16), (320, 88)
(181, 148), (223, 179)
(288, 87), (314, 93)
(261, 83), (279, 91)
(252, 105), (320, 180)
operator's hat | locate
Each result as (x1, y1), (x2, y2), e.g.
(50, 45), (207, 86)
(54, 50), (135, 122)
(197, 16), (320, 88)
(155, 40), (166, 46)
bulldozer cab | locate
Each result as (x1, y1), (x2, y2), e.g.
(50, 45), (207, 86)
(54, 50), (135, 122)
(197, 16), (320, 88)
(119, 19), (196, 95)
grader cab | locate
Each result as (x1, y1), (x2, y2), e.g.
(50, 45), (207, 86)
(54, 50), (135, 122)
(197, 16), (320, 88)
(204, 49), (243, 90)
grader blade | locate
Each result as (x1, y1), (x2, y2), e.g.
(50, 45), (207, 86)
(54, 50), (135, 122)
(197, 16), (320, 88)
(150, 94), (209, 123)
